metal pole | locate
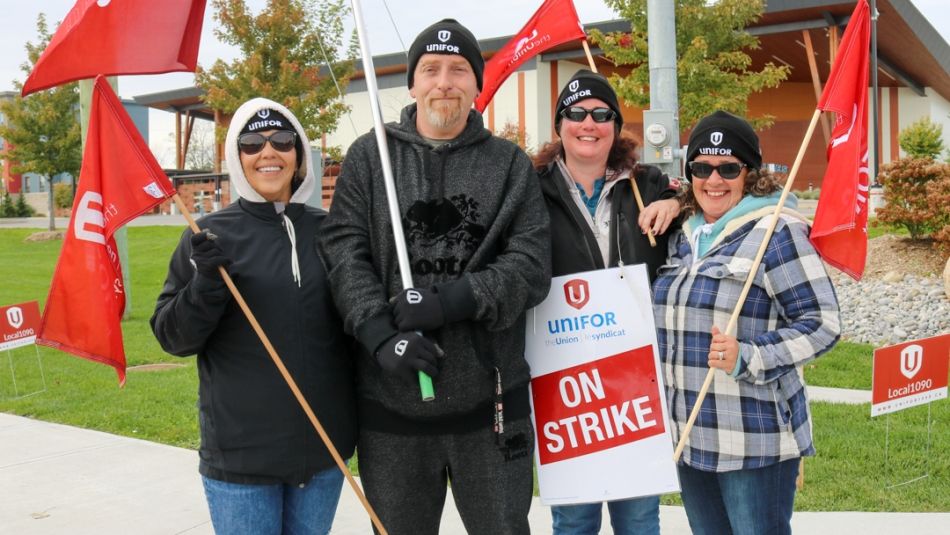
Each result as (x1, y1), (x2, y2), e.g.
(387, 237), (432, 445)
(647, 0), (681, 176)
(870, 0), (880, 184)
(350, 0), (435, 401)
(47, 174), (54, 231)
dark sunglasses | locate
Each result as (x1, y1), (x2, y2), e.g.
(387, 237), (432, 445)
(559, 106), (616, 123)
(237, 130), (297, 155)
(687, 161), (747, 180)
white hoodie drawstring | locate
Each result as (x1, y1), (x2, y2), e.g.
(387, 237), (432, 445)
(281, 211), (302, 287)
(273, 202), (301, 287)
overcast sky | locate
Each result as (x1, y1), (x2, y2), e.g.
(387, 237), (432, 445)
(1, 0), (948, 166)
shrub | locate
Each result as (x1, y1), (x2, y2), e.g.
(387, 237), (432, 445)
(924, 175), (950, 254)
(54, 182), (74, 210)
(898, 117), (944, 159)
(14, 192), (35, 217)
(0, 192), (13, 217)
(876, 157), (950, 239)
(793, 188), (821, 200)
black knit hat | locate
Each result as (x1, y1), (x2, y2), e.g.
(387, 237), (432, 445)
(685, 110), (762, 179)
(240, 108), (293, 134)
(407, 19), (484, 90)
(555, 70), (623, 132)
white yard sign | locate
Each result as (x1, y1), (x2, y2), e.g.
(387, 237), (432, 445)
(526, 265), (679, 505)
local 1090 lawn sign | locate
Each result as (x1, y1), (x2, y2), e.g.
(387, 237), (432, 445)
(871, 333), (949, 417)
(525, 265), (679, 505)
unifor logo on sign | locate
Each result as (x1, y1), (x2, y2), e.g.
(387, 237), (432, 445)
(6, 306), (23, 329)
(900, 344), (923, 379)
(563, 279), (589, 310)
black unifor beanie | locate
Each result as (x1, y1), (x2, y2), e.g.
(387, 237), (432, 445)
(240, 108), (293, 134)
(407, 18), (484, 90)
(685, 110), (762, 179)
(554, 69), (623, 132)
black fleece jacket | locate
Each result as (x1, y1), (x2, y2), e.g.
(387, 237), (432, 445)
(151, 201), (357, 484)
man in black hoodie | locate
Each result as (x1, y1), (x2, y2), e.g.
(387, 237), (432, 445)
(320, 18), (550, 535)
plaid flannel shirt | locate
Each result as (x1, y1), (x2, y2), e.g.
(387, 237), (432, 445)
(653, 207), (840, 472)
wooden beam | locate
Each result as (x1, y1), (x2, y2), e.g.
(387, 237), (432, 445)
(182, 112), (195, 169)
(175, 111), (183, 170)
(517, 72), (526, 149)
(214, 109), (222, 174)
(802, 30), (831, 147)
(550, 60), (559, 141)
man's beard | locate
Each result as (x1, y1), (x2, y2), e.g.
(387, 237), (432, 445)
(424, 98), (464, 131)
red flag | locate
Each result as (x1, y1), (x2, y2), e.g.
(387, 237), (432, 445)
(22, 0), (206, 96)
(37, 76), (176, 384)
(474, 0), (586, 112)
(810, 0), (871, 280)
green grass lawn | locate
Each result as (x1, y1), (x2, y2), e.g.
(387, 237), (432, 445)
(0, 226), (947, 511)
(0, 226), (199, 448)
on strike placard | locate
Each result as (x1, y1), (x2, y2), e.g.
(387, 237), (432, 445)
(525, 265), (678, 505)
(871, 333), (949, 417)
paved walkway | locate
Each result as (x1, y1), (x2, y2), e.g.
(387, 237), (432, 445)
(3, 384), (948, 535)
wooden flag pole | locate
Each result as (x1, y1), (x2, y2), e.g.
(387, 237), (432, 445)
(672, 108), (823, 462)
(170, 193), (388, 535)
(630, 177), (658, 247)
(581, 39), (657, 248)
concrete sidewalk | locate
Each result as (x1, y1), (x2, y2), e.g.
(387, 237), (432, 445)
(2, 412), (949, 534)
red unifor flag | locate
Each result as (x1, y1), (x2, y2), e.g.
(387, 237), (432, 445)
(37, 76), (176, 384)
(22, 0), (206, 96)
(810, 0), (871, 281)
(474, 0), (586, 112)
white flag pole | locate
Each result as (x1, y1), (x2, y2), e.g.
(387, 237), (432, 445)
(350, 0), (435, 402)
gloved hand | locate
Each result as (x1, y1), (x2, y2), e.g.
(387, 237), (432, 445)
(392, 288), (445, 331)
(375, 332), (441, 383)
(190, 229), (230, 279)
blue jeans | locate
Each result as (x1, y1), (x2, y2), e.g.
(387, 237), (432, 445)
(202, 465), (345, 535)
(551, 496), (660, 535)
(677, 458), (800, 535)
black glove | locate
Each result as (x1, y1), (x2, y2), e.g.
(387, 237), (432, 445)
(190, 229), (230, 279)
(375, 332), (441, 383)
(392, 288), (445, 331)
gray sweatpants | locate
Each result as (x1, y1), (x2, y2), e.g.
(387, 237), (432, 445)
(358, 417), (535, 535)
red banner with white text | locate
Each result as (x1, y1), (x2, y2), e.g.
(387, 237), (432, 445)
(37, 76), (175, 384)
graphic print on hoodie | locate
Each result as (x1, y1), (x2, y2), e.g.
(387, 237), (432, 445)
(404, 195), (486, 277)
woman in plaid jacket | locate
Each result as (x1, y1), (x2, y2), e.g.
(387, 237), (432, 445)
(653, 111), (841, 535)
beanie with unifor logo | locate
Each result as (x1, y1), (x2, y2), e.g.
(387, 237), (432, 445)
(685, 110), (762, 179)
(407, 18), (484, 90)
(240, 108), (293, 134)
(554, 69), (623, 131)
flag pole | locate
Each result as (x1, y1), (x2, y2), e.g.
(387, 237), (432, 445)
(581, 39), (657, 248)
(350, 0), (435, 402)
(672, 108), (822, 462)
(169, 193), (389, 535)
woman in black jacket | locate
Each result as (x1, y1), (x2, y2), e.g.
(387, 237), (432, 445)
(151, 98), (357, 535)
(535, 70), (681, 535)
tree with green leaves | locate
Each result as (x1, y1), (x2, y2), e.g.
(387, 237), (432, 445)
(0, 14), (82, 230)
(898, 117), (944, 160)
(592, 0), (789, 129)
(196, 0), (356, 141)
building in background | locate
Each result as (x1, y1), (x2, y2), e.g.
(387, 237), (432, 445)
(135, 0), (950, 205)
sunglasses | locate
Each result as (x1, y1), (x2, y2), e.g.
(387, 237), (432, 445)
(687, 161), (747, 180)
(237, 130), (297, 155)
(559, 106), (616, 123)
